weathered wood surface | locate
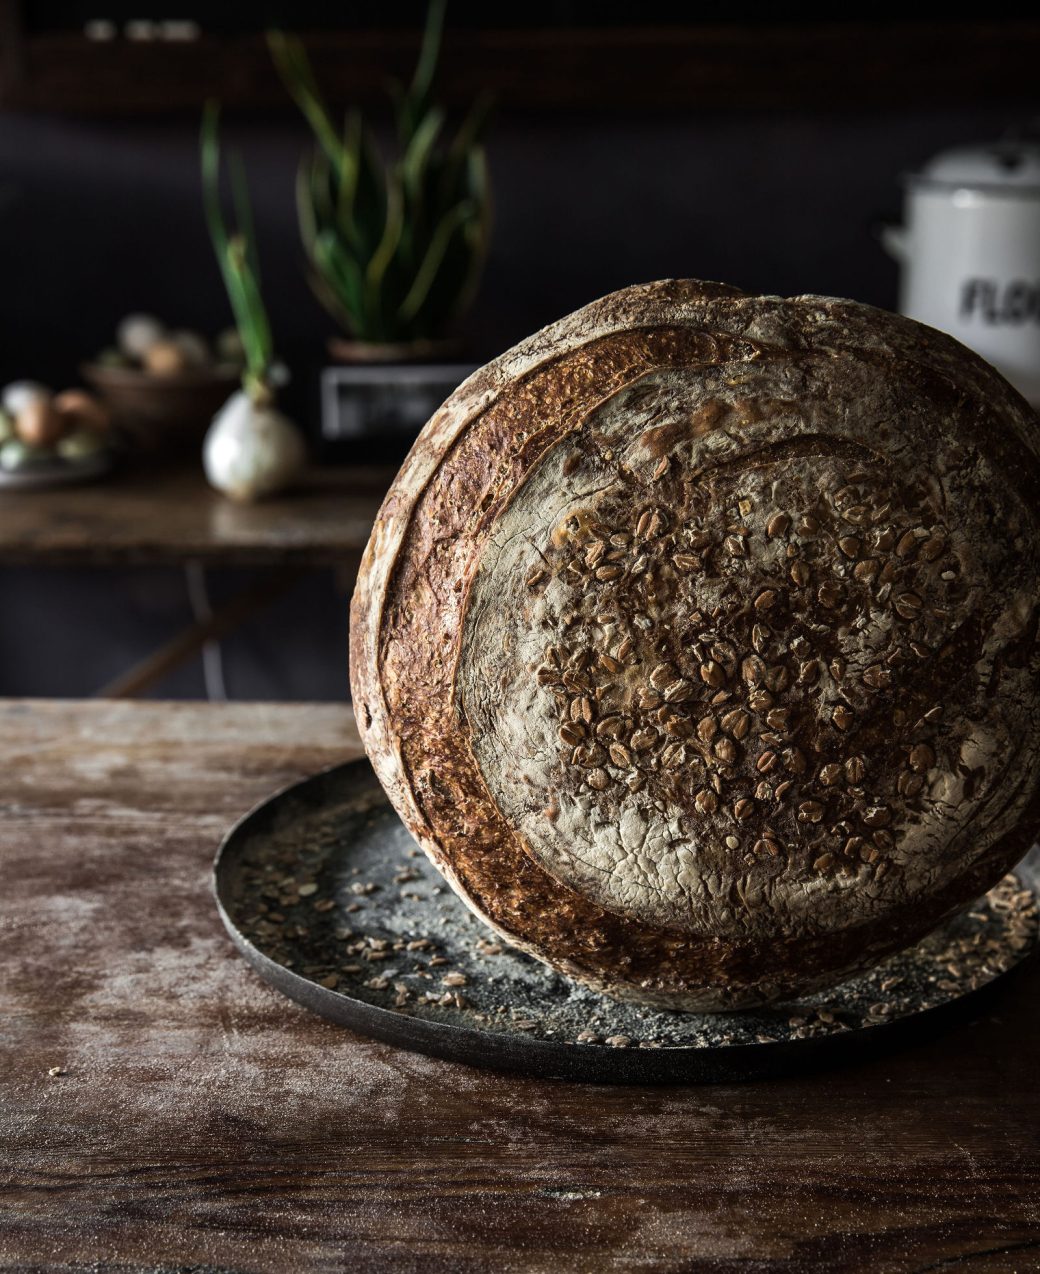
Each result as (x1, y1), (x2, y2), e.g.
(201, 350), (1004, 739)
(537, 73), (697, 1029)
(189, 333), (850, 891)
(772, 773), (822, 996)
(1, 699), (1038, 1273)
(0, 464), (392, 566)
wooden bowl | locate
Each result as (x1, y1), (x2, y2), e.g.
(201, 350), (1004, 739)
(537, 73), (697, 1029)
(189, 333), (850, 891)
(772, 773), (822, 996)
(82, 363), (239, 455)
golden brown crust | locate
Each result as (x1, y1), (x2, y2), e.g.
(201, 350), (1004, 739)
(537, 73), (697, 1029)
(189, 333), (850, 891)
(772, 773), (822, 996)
(350, 280), (1040, 1009)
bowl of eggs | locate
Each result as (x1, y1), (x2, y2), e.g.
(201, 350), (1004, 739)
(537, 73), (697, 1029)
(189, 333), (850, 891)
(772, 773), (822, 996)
(0, 382), (115, 490)
(82, 314), (243, 456)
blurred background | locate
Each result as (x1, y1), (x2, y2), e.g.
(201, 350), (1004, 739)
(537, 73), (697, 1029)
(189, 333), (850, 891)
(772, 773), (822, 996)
(1, 1), (1038, 700)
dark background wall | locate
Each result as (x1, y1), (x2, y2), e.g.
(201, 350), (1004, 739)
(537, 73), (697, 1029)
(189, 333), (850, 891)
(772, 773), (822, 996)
(0, 99), (1033, 699)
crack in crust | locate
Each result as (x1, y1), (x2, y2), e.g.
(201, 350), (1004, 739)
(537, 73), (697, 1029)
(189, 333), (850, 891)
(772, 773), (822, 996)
(350, 280), (1040, 1009)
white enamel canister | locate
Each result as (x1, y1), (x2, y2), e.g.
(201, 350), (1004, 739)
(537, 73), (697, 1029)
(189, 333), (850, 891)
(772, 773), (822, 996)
(882, 141), (1040, 407)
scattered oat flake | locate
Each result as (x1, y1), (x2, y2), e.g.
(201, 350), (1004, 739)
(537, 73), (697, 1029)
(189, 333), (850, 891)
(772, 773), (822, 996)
(297, 883), (318, 897)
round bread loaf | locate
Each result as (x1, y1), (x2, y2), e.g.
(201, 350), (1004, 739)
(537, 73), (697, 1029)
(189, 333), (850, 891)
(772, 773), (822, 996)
(350, 280), (1040, 1009)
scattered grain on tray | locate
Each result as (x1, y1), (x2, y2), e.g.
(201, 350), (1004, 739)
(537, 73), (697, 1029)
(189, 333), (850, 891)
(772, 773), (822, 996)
(231, 793), (1036, 1057)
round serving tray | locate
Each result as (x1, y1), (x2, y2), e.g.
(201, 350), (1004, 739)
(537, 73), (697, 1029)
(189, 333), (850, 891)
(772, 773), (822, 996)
(213, 760), (1039, 1084)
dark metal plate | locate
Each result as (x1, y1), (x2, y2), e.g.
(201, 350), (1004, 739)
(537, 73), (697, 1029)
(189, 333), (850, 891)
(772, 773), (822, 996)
(213, 759), (1039, 1084)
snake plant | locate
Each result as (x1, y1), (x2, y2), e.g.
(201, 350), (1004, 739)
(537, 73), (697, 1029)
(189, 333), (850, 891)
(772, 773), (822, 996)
(200, 102), (275, 402)
(269, 0), (492, 345)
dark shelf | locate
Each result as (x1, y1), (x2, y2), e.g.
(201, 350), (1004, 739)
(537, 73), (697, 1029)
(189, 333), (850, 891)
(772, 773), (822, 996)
(2, 21), (1040, 114)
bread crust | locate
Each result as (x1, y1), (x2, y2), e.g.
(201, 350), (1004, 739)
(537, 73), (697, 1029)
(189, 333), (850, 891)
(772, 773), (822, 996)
(350, 280), (1040, 1008)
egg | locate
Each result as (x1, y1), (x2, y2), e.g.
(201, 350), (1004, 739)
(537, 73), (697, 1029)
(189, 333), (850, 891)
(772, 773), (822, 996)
(58, 429), (106, 461)
(2, 380), (50, 418)
(171, 330), (211, 367)
(0, 439), (46, 471)
(97, 346), (132, 369)
(14, 394), (65, 448)
(54, 390), (111, 436)
(215, 327), (245, 366)
(143, 339), (190, 376)
(117, 313), (166, 361)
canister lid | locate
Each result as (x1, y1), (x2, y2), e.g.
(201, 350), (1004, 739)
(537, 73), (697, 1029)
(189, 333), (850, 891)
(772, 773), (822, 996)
(910, 139), (1040, 194)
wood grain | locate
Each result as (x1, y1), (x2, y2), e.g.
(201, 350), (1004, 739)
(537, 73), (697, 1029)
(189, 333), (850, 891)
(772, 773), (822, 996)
(0, 464), (392, 567)
(1, 700), (1038, 1273)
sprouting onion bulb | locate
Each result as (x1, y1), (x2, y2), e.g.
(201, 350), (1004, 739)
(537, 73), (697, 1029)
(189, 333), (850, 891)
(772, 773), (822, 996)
(199, 102), (306, 501)
(203, 389), (305, 503)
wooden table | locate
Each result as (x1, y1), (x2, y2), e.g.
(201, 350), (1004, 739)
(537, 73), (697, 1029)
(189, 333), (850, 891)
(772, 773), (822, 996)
(0, 464), (392, 697)
(0, 463), (393, 567)
(2, 700), (1038, 1273)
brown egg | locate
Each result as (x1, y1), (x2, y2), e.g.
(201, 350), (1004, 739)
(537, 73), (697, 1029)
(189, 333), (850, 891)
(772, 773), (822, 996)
(54, 389), (111, 437)
(15, 395), (65, 448)
(143, 339), (190, 377)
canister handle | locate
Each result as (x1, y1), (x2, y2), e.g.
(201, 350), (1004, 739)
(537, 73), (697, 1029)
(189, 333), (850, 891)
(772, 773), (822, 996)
(876, 221), (908, 262)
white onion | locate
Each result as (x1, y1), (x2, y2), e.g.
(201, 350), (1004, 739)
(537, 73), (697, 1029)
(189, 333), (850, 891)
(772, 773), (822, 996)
(202, 390), (305, 502)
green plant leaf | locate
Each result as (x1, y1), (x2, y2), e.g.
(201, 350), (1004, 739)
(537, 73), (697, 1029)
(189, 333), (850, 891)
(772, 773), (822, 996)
(396, 0), (445, 141)
(199, 101), (273, 392)
(315, 230), (365, 325)
(398, 198), (472, 323)
(449, 146), (492, 319)
(200, 101), (229, 265)
(230, 150), (260, 285)
(365, 167), (404, 293)
(268, 30), (347, 172)
(410, 0), (446, 111)
(295, 156), (320, 257)
(440, 91), (494, 205)
(268, 1), (491, 344)
(335, 109), (363, 226)
(345, 120), (388, 260)
(402, 105), (444, 203)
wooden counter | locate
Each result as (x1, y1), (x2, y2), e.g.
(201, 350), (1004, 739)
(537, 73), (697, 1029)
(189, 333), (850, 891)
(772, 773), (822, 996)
(0, 464), (393, 567)
(1, 700), (1038, 1271)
